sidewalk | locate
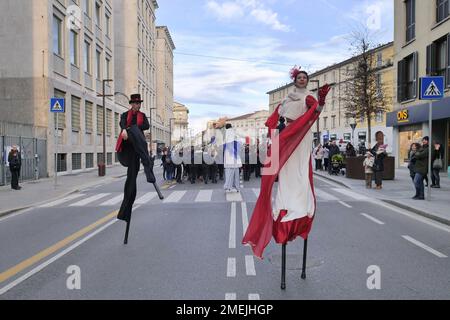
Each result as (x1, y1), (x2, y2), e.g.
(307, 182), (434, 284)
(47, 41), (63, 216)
(314, 167), (450, 225)
(0, 164), (131, 217)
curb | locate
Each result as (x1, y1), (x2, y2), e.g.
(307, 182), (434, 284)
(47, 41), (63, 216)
(314, 172), (450, 226)
(313, 172), (351, 189)
(381, 199), (450, 226)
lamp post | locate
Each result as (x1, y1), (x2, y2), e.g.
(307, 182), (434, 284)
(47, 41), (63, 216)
(149, 107), (157, 155)
(349, 116), (357, 148)
(310, 79), (320, 145)
(97, 79), (114, 176)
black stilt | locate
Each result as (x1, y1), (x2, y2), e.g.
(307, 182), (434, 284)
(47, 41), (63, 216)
(301, 238), (308, 279)
(281, 243), (286, 290)
(124, 219), (131, 245)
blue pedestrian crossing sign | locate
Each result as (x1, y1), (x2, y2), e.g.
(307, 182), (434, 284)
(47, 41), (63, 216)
(50, 98), (65, 113)
(420, 76), (444, 100)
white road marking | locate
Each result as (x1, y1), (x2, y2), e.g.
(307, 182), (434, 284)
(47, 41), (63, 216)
(227, 257), (236, 277)
(0, 219), (117, 296)
(314, 188), (340, 201)
(69, 193), (111, 206)
(229, 203), (236, 249)
(39, 193), (85, 207)
(135, 192), (157, 205)
(163, 191), (186, 203)
(248, 294), (260, 300)
(225, 293), (237, 300)
(99, 195), (123, 206)
(226, 192), (243, 202)
(402, 235), (448, 258)
(332, 188), (369, 201)
(338, 201), (352, 208)
(245, 255), (256, 276)
(195, 190), (213, 202)
(241, 202), (248, 236)
(360, 213), (385, 225)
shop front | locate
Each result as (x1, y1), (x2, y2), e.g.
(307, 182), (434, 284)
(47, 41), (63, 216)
(387, 96), (450, 169)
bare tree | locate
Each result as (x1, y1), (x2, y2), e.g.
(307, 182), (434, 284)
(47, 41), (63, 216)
(342, 29), (391, 147)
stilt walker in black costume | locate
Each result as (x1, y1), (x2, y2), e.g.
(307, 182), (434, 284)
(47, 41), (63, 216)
(115, 94), (164, 244)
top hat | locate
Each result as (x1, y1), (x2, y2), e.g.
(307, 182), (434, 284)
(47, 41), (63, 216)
(129, 93), (144, 104)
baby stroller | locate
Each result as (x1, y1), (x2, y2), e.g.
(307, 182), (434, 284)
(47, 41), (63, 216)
(330, 154), (344, 176)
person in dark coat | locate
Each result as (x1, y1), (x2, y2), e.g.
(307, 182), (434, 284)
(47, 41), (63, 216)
(327, 140), (340, 174)
(412, 137), (429, 200)
(370, 131), (387, 190)
(115, 94), (155, 222)
(407, 143), (420, 182)
(8, 145), (22, 190)
(431, 141), (444, 188)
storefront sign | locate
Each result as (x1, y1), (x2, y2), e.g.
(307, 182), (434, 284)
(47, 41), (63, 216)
(397, 109), (409, 123)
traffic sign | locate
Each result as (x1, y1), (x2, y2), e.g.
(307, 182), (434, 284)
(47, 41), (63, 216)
(50, 98), (65, 113)
(420, 76), (444, 100)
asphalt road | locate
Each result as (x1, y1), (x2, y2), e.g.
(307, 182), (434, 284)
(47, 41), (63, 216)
(0, 170), (449, 300)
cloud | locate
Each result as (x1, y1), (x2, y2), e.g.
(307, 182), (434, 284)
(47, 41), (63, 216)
(205, 0), (291, 32)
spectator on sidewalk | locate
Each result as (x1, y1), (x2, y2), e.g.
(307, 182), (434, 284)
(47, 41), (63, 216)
(323, 143), (330, 172)
(223, 124), (242, 193)
(431, 141), (444, 188)
(313, 143), (324, 171)
(370, 131), (387, 190)
(346, 143), (356, 157)
(407, 143), (420, 182)
(412, 136), (430, 200)
(363, 151), (374, 189)
(8, 145), (22, 190)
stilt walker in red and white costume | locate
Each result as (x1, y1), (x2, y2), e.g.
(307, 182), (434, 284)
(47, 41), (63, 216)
(242, 66), (330, 288)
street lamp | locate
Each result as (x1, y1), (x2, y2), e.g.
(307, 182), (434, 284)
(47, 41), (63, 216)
(97, 79), (114, 176)
(349, 116), (357, 149)
(149, 107), (157, 155)
(310, 79), (320, 145)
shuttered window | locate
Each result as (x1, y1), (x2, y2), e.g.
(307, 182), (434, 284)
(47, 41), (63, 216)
(426, 35), (449, 86)
(54, 89), (66, 128)
(397, 52), (418, 102)
(72, 153), (82, 170)
(97, 105), (104, 134)
(114, 112), (120, 137)
(106, 109), (112, 136)
(447, 33), (450, 87)
(85, 101), (93, 132)
(405, 0), (415, 42)
(86, 153), (94, 168)
(71, 96), (81, 131)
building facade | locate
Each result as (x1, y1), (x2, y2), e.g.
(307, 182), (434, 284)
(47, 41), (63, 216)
(0, 0), (121, 177)
(387, 0), (450, 168)
(268, 42), (395, 153)
(172, 101), (189, 146)
(156, 25), (175, 148)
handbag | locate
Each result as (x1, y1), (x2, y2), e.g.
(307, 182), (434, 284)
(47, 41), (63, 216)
(433, 158), (443, 170)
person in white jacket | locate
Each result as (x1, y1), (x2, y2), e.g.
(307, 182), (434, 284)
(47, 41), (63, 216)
(223, 124), (242, 193)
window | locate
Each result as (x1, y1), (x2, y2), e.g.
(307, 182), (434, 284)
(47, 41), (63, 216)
(53, 15), (63, 56)
(376, 111), (384, 123)
(57, 154), (67, 172)
(105, 56), (111, 79)
(84, 41), (91, 73)
(97, 105), (104, 134)
(86, 153), (94, 168)
(106, 109), (112, 136)
(437, 0), (449, 23)
(54, 89), (66, 128)
(105, 14), (111, 37)
(85, 101), (93, 132)
(331, 116), (336, 129)
(96, 50), (101, 79)
(70, 31), (78, 66)
(114, 112), (120, 137)
(376, 73), (382, 97)
(397, 52), (418, 102)
(323, 117), (328, 129)
(72, 153), (82, 170)
(405, 0), (415, 42)
(71, 96), (81, 131)
(427, 36), (449, 87)
(95, 2), (101, 26)
(84, 0), (91, 16)
(377, 52), (383, 67)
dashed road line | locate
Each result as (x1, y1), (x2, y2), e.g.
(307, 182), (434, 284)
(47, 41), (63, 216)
(402, 235), (448, 258)
(245, 255), (256, 276)
(229, 203), (236, 249)
(360, 213), (385, 225)
(227, 258), (236, 277)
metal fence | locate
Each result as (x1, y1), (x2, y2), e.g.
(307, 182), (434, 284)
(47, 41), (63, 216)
(1, 136), (48, 186)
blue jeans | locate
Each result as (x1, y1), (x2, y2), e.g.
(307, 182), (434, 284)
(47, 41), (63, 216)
(413, 173), (424, 198)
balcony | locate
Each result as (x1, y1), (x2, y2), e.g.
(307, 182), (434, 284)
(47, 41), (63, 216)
(53, 54), (65, 77)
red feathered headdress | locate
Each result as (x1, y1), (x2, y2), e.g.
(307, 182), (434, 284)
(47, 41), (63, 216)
(289, 65), (302, 80)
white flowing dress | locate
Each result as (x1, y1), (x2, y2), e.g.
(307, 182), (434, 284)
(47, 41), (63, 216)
(273, 87), (316, 222)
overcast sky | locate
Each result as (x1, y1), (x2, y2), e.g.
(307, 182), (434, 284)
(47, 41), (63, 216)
(156, 0), (394, 134)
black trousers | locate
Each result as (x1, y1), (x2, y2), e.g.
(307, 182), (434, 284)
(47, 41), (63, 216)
(243, 164), (251, 181)
(218, 164), (224, 180)
(431, 168), (440, 187)
(254, 163), (261, 178)
(118, 152), (140, 222)
(176, 164), (183, 182)
(10, 169), (20, 189)
(209, 163), (218, 183)
(374, 171), (383, 187)
(189, 164), (197, 183)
